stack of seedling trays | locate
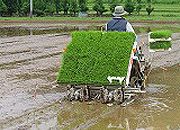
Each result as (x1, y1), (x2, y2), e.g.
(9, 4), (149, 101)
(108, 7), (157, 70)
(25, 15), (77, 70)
(148, 30), (172, 52)
(57, 31), (136, 87)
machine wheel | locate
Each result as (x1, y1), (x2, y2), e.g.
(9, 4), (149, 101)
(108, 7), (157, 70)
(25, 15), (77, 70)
(140, 80), (146, 90)
(66, 85), (75, 101)
(79, 86), (90, 102)
(100, 87), (109, 104)
(79, 88), (84, 102)
(130, 76), (138, 88)
(114, 88), (124, 105)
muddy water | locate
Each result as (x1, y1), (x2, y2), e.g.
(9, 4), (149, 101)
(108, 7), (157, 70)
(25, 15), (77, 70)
(0, 25), (180, 37)
(58, 64), (180, 130)
(0, 26), (100, 37)
(0, 27), (179, 130)
(0, 34), (70, 130)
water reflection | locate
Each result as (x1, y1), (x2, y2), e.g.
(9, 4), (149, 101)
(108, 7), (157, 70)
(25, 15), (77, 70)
(58, 64), (180, 130)
(0, 26), (78, 37)
(0, 26), (100, 37)
(0, 26), (179, 37)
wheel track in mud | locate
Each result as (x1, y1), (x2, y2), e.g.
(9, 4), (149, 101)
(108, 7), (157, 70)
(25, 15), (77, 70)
(0, 51), (62, 69)
(0, 34), (70, 130)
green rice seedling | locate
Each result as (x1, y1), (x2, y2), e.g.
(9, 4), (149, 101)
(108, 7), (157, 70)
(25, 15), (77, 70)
(150, 41), (171, 50)
(150, 30), (172, 39)
(57, 31), (135, 86)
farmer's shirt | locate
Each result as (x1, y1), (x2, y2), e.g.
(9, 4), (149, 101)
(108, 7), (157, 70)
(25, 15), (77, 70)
(106, 17), (135, 33)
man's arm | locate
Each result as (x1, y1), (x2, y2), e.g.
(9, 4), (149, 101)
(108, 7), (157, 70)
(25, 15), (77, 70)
(105, 23), (108, 31)
(126, 22), (139, 42)
(126, 22), (135, 33)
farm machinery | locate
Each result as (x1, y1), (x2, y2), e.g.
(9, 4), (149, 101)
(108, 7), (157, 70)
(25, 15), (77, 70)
(57, 31), (151, 106)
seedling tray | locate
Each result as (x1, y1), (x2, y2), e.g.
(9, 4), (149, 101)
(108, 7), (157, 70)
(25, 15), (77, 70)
(148, 30), (172, 52)
(149, 41), (172, 52)
(57, 31), (135, 86)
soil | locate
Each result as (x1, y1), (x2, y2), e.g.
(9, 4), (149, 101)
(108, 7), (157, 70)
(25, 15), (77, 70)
(0, 19), (180, 25)
(0, 34), (70, 130)
(0, 20), (180, 30)
(0, 31), (179, 129)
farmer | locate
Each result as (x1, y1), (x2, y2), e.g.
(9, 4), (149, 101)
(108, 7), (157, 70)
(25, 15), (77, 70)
(106, 6), (145, 86)
(106, 6), (135, 33)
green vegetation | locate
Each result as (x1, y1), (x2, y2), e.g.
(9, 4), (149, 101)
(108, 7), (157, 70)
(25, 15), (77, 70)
(61, 0), (69, 15)
(125, 0), (135, 15)
(152, 0), (180, 4)
(149, 30), (172, 50)
(57, 31), (135, 85)
(0, 0), (179, 23)
(0, 0), (179, 17)
(150, 41), (171, 50)
(0, 0), (7, 16)
(109, 0), (120, 13)
(150, 30), (172, 39)
(93, 0), (107, 16)
(69, 0), (79, 16)
(78, 0), (88, 12)
(146, 0), (154, 16)
(136, 0), (143, 15)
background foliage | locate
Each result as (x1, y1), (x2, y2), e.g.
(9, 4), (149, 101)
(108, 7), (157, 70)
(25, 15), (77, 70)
(0, 0), (179, 17)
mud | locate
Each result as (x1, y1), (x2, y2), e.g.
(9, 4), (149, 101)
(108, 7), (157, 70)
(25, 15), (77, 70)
(0, 30), (180, 129)
(57, 65), (180, 130)
(0, 34), (70, 129)
(0, 19), (180, 26)
(57, 64), (180, 130)
(1, 24), (180, 38)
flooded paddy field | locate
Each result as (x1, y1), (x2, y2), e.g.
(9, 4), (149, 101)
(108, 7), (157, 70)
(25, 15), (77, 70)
(0, 34), (70, 129)
(58, 64), (180, 130)
(58, 33), (180, 130)
(0, 25), (180, 130)
(0, 23), (180, 38)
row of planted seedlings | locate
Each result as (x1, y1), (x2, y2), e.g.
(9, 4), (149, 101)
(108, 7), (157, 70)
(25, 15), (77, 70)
(57, 31), (137, 104)
(148, 30), (173, 52)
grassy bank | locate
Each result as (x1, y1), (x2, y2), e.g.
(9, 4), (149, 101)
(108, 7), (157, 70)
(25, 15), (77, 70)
(0, 15), (180, 23)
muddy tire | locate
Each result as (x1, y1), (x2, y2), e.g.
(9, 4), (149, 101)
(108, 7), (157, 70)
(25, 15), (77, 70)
(79, 88), (84, 102)
(130, 76), (138, 88)
(100, 88), (108, 104)
(114, 89), (124, 105)
(100, 94), (108, 104)
(140, 80), (146, 90)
